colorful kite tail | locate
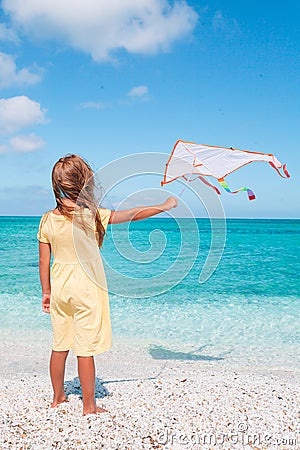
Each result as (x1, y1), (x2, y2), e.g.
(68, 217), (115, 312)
(217, 178), (256, 201)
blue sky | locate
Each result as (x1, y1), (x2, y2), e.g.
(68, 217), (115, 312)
(0, 0), (299, 217)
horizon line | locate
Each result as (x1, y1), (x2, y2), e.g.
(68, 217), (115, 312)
(0, 215), (299, 220)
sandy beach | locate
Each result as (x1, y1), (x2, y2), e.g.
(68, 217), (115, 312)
(0, 334), (299, 450)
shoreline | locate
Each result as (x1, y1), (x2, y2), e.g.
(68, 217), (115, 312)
(0, 330), (300, 377)
(1, 332), (299, 376)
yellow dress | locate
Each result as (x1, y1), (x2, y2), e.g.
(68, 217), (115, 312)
(37, 208), (112, 356)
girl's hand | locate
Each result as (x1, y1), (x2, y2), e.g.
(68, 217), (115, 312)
(162, 197), (178, 211)
(42, 293), (51, 314)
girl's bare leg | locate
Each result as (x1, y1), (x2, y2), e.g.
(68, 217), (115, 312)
(50, 350), (69, 407)
(77, 355), (107, 415)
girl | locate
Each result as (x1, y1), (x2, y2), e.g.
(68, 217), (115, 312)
(37, 154), (177, 416)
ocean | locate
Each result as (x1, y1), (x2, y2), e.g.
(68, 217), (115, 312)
(0, 216), (299, 369)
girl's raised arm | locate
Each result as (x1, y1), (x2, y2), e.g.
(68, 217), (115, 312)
(109, 197), (177, 224)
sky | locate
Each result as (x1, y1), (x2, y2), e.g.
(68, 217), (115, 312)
(0, 0), (299, 218)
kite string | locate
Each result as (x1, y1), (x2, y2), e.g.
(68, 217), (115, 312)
(178, 174), (194, 197)
(179, 186), (186, 198)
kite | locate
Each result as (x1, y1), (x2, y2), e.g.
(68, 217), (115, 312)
(161, 140), (290, 200)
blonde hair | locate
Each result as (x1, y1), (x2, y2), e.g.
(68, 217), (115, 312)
(51, 154), (105, 247)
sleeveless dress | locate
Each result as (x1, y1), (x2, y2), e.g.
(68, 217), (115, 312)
(37, 208), (112, 356)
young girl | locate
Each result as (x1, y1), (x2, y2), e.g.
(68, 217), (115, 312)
(37, 154), (177, 416)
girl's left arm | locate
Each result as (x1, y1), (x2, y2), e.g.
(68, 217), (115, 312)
(109, 197), (177, 224)
(38, 242), (51, 313)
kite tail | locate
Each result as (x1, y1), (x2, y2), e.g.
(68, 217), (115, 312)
(217, 178), (256, 201)
(182, 174), (221, 195)
(198, 176), (221, 195)
(268, 162), (290, 178)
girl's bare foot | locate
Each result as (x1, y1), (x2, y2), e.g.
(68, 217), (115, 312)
(51, 393), (68, 408)
(82, 404), (108, 416)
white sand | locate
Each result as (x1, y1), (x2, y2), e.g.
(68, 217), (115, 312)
(0, 336), (299, 449)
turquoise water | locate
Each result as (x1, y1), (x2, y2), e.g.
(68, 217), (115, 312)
(0, 216), (299, 368)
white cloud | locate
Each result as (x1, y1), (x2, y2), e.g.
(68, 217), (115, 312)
(0, 52), (41, 89)
(2, 0), (198, 61)
(212, 11), (224, 31)
(9, 133), (45, 153)
(212, 11), (240, 37)
(79, 101), (107, 110)
(0, 144), (8, 154)
(0, 23), (19, 43)
(0, 96), (47, 155)
(127, 85), (149, 98)
(0, 95), (47, 136)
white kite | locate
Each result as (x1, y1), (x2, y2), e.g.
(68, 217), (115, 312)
(161, 140), (290, 200)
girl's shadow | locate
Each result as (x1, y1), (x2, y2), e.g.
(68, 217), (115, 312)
(64, 377), (110, 399)
(149, 344), (229, 361)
